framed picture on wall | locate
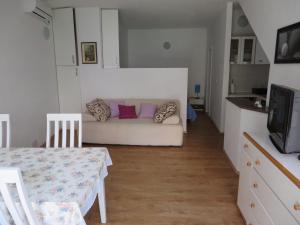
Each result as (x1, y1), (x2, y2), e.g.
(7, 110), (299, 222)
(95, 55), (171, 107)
(274, 22), (300, 63)
(81, 42), (97, 64)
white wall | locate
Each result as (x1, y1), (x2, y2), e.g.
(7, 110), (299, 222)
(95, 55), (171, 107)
(126, 28), (207, 97)
(232, 5), (254, 36)
(79, 67), (188, 131)
(0, 0), (59, 147)
(207, 2), (232, 132)
(230, 65), (269, 93)
(239, 0), (300, 100)
(74, 8), (189, 131)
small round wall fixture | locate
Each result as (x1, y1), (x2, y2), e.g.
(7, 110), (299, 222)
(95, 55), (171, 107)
(237, 15), (249, 27)
(163, 41), (171, 50)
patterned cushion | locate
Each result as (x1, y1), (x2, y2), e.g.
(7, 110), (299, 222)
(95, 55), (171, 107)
(86, 98), (111, 122)
(154, 102), (177, 123)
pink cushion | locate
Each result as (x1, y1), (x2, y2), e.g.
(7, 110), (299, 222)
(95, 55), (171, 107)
(139, 103), (157, 118)
(108, 100), (125, 117)
(118, 105), (137, 119)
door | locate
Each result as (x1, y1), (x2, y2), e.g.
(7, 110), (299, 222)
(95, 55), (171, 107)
(205, 47), (213, 116)
(101, 9), (120, 69)
(240, 37), (256, 64)
(53, 8), (77, 66)
(57, 67), (82, 113)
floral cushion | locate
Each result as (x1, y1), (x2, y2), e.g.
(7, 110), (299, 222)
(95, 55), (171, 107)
(86, 98), (111, 121)
(154, 102), (177, 123)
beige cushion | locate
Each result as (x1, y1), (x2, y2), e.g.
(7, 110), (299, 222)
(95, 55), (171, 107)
(83, 118), (183, 146)
(154, 102), (177, 123)
(82, 113), (97, 122)
(162, 115), (180, 125)
(86, 98), (111, 122)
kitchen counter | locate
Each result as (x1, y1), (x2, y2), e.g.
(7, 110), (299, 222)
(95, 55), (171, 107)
(226, 97), (268, 114)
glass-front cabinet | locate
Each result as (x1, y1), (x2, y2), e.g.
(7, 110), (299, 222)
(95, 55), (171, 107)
(230, 38), (241, 64)
(240, 37), (256, 64)
(230, 36), (256, 64)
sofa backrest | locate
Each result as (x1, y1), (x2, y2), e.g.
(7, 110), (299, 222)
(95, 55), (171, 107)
(104, 99), (181, 116)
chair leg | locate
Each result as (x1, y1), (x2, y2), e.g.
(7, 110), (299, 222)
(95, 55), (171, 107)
(98, 179), (107, 223)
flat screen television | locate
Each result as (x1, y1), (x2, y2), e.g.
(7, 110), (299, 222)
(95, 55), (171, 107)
(268, 84), (300, 154)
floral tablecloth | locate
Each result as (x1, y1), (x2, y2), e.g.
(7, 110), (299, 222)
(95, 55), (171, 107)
(0, 147), (112, 225)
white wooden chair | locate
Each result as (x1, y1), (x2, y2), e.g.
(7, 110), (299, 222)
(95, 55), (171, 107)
(46, 114), (82, 148)
(0, 114), (10, 148)
(0, 167), (39, 225)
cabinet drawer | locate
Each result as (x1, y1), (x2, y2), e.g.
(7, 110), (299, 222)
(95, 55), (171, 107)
(252, 147), (300, 223)
(250, 169), (298, 225)
(243, 138), (256, 160)
(247, 212), (259, 225)
(238, 151), (253, 222)
(250, 191), (275, 225)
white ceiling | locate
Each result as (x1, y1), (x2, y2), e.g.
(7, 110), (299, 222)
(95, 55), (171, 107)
(43, 0), (232, 28)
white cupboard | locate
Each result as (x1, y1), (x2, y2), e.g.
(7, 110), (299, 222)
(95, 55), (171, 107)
(224, 99), (268, 171)
(238, 133), (299, 225)
(101, 9), (120, 69)
(230, 36), (262, 65)
(53, 8), (77, 66)
(57, 66), (82, 113)
(240, 36), (256, 64)
(255, 40), (269, 64)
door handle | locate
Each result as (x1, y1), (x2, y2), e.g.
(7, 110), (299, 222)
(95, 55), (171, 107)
(72, 55), (75, 64)
(75, 68), (78, 77)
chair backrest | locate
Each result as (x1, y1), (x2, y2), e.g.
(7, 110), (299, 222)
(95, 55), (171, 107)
(0, 167), (38, 225)
(46, 114), (82, 148)
(0, 114), (10, 148)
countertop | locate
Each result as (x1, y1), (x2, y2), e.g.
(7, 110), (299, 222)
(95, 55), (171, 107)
(226, 97), (268, 113)
(245, 132), (300, 188)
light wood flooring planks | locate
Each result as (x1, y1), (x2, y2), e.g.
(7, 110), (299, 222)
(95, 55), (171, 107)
(84, 112), (244, 225)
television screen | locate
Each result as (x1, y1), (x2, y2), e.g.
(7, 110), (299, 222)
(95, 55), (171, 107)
(268, 84), (294, 152)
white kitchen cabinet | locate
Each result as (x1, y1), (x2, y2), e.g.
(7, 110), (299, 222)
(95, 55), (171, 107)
(223, 99), (268, 171)
(53, 8), (77, 66)
(240, 36), (256, 64)
(237, 150), (252, 223)
(230, 36), (258, 64)
(230, 37), (242, 64)
(224, 100), (241, 170)
(255, 40), (269, 64)
(238, 133), (300, 225)
(101, 9), (120, 69)
(57, 66), (82, 113)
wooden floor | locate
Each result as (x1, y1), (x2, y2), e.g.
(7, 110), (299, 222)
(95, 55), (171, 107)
(84, 113), (244, 225)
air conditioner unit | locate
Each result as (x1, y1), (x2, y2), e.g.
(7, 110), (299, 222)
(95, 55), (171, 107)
(24, 0), (52, 25)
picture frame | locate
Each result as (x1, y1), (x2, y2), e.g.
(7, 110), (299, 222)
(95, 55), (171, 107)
(274, 22), (300, 64)
(81, 42), (97, 64)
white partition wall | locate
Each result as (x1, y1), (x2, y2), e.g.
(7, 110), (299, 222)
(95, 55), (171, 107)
(79, 67), (188, 131)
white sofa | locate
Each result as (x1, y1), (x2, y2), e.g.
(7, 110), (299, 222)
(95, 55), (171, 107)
(82, 99), (184, 146)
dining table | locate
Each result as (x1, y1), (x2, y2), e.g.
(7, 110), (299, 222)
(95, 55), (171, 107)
(0, 147), (112, 225)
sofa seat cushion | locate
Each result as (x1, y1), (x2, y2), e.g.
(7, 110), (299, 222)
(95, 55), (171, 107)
(83, 118), (183, 146)
(162, 115), (180, 125)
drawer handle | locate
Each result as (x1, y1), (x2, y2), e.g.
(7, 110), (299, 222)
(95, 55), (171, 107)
(250, 203), (255, 208)
(253, 183), (258, 188)
(255, 160), (260, 166)
(244, 144), (249, 149)
(246, 161), (252, 167)
(294, 203), (300, 211)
